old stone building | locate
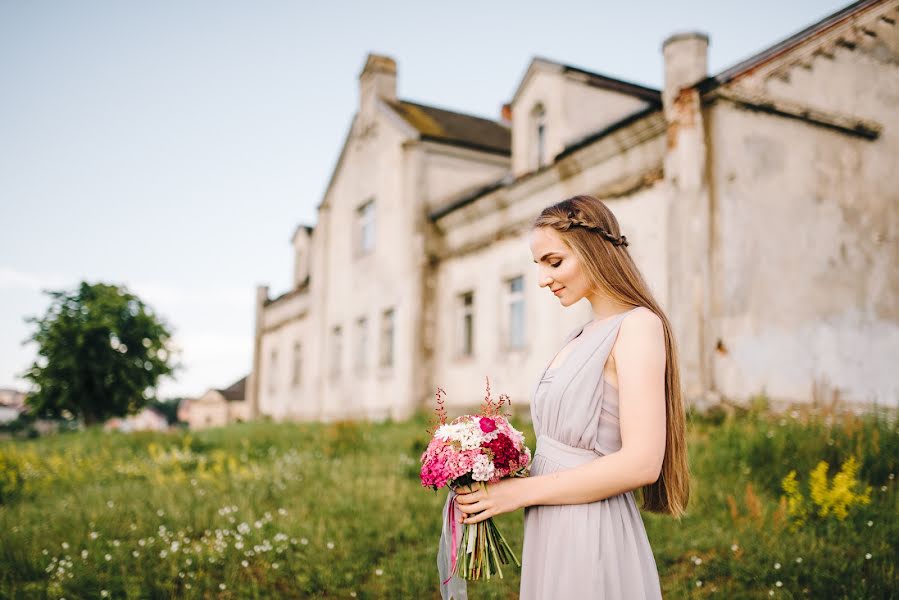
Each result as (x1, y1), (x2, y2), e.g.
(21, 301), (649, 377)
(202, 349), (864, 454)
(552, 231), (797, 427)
(249, 0), (899, 422)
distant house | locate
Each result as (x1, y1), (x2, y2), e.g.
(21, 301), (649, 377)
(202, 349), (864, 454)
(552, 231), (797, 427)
(104, 407), (169, 433)
(185, 376), (250, 430)
(176, 398), (194, 424)
(0, 388), (27, 424)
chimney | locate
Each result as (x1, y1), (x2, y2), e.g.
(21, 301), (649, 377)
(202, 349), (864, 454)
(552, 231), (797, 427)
(500, 103), (512, 125)
(359, 53), (397, 116)
(661, 32), (709, 118)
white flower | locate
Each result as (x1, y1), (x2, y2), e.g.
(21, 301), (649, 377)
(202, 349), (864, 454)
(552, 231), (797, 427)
(61, 542), (69, 550)
(81, 550), (88, 559)
(774, 562), (781, 569)
(132, 551), (140, 558)
(301, 538), (309, 545)
(101, 591), (109, 598)
(104, 554), (112, 561)
(242, 560), (249, 567)
(776, 581), (782, 587)
(472, 454), (496, 482)
(273, 563), (279, 569)
(157, 509), (165, 517)
(865, 553), (872, 560)
(769, 591), (774, 596)
(375, 568), (383, 576)
(219, 583), (226, 590)
(326, 541), (334, 550)
(731, 544), (739, 552)
(693, 557), (702, 565)
(867, 520), (873, 527)
(696, 580), (703, 587)
(795, 557), (802, 563)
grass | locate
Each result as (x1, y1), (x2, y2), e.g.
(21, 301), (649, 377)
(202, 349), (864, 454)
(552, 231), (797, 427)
(1, 397), (896, 599)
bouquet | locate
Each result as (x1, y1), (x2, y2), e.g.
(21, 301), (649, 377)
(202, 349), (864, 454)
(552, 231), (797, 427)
(420, 378), (532, 591)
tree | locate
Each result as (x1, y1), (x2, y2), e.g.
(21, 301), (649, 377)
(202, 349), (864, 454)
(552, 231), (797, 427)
(20, 281), (180, 425)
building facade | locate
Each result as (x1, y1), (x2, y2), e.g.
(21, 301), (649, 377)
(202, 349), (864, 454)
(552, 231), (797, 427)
(250, 0), (899, 422)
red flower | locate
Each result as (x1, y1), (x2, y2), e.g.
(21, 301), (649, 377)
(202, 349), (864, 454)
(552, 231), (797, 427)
(480, 433), (518, 470)
(479, 417), (497, 433)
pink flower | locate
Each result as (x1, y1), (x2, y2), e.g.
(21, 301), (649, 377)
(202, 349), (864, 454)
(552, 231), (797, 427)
(479, 417), (497, 433)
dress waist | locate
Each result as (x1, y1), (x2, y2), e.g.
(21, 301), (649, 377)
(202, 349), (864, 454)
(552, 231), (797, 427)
(535, 435), (600, 469)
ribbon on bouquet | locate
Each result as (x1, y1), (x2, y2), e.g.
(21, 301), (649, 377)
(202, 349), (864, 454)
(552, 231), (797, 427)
(437, 488), (469, 600)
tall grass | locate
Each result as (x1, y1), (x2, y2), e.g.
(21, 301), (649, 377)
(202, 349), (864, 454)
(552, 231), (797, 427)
(1, 397), (896, 598)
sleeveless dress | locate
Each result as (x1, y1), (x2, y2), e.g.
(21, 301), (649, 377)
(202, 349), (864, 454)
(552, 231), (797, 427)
(519, 307), (663, 599)
(436, 307), (662, 600)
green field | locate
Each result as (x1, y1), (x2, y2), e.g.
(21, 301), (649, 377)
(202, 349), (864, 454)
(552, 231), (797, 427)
(1, 398), (896, 599)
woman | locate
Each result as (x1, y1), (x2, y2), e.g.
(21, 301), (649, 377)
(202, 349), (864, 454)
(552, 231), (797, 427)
(452, 194), (690, 599)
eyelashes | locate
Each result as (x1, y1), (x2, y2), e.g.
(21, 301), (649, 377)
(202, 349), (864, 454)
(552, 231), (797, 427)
(550, 261), (561, 268)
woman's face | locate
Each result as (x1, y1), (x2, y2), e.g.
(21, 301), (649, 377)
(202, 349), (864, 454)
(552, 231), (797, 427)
(529, 226), (592, 307)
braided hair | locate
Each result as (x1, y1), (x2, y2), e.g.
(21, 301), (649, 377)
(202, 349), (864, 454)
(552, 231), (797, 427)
(562, 209), (629, 247)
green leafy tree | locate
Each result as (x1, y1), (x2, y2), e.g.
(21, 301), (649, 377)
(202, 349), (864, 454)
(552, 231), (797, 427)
(20, 281), (180, 425)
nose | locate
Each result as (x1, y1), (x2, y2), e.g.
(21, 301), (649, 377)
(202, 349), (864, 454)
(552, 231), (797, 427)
(539, 274), (554, 288)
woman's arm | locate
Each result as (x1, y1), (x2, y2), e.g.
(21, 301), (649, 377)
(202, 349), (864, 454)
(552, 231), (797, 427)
(520, 308), (667, 507)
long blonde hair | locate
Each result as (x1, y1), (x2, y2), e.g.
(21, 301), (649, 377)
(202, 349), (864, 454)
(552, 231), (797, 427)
(534, 194), (690, 517)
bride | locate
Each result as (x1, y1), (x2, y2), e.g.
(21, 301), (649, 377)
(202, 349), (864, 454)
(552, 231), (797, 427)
(451, 194), (690, 599)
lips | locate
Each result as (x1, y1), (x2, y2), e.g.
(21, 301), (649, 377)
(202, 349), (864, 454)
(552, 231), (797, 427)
(553, 287), (565, 296)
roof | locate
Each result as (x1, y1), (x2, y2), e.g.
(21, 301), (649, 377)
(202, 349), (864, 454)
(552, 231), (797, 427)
(559, 62), (662, 106)
(387, 100), (511, 155)
(511, 56), (662, 106)
(216, 376), (247, 402)
(699, 0), (885, 91)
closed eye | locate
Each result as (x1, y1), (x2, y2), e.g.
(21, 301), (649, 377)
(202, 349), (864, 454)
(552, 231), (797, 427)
(551, 261), (561, 268)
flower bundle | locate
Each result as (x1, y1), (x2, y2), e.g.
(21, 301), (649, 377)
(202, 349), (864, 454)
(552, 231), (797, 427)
(420, 379), (531, 586)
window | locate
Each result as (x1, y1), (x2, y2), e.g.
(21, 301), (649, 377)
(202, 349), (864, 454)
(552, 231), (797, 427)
(380, 308), (394, 367)
(531, 104), (546, 170)
(458, 291), (474, 357)
(506, 275), (526, 349)
(356, 317), (368, 372)
(268, 349), (278, 395)
(357, 198), (376, 255)
(330, 326), (342, 378)
(292, 342), (302, 386)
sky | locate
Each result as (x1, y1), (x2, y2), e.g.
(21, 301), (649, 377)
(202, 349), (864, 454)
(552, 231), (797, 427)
(0, 0), (851, 399)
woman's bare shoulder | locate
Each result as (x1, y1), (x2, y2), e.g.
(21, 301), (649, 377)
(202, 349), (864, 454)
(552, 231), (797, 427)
(616, 307), (665, 349)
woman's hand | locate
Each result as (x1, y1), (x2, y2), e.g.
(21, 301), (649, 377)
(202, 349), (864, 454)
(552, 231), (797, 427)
(453, 479), (524, 525)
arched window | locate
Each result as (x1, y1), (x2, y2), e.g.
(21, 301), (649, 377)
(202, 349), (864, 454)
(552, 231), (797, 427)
(531, 103), (546, 170)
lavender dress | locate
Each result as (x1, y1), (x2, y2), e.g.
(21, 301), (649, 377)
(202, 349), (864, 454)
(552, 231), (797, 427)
(519, 307), (663, 599)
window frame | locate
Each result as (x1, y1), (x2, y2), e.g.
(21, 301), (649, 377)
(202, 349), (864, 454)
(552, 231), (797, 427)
(457, 290), (475, 358)
(505, 275), (526, 350)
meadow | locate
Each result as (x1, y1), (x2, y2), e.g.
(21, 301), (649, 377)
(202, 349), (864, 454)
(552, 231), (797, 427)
(1, 397), (896, 599)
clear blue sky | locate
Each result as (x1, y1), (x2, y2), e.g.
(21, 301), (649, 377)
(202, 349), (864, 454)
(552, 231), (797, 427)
(0, 0), (850, 398)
